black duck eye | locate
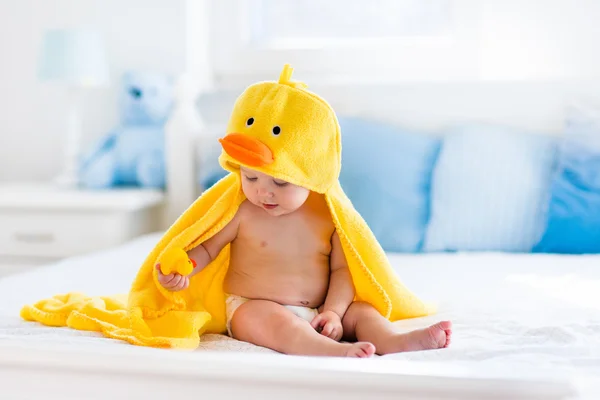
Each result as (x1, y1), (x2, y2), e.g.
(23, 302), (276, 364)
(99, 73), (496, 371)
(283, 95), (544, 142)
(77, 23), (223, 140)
(272, 126), (281, 136)
(246, 117), (254, 126)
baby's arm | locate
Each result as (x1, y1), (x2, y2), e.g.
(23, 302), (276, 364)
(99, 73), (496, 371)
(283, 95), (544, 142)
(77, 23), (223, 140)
(186, 213), (240, 277)
(311, 230), (355, 340)
(323, 230), (355, 318)
(157, 212), (240, 291)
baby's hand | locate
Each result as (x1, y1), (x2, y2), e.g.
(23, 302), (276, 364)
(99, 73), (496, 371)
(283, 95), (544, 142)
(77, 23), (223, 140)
(155, 264), (190, 291)
(310, 310), (343, 341)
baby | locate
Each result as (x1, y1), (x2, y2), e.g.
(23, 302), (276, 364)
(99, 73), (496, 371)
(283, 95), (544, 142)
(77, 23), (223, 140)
(156, 167), (452, 358)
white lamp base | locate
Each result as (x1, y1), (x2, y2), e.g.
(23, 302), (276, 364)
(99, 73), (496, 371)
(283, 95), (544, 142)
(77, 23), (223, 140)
(54, 88), (82, 189)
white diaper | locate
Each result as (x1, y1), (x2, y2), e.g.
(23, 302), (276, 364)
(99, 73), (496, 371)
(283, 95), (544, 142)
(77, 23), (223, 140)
(225, 294), (319, 337)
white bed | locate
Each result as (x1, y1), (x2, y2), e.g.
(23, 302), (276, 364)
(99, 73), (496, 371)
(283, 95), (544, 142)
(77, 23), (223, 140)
(0, 232), (598, 399)
(3, 77), (600, 399)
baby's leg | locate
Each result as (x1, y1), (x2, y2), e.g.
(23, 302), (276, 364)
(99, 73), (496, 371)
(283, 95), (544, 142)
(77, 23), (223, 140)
(230, 299), (375, 358)
(342, 302), (452, 355)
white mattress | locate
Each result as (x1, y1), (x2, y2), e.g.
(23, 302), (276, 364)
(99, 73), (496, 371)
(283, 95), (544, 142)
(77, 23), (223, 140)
(1, 233), (599, 382)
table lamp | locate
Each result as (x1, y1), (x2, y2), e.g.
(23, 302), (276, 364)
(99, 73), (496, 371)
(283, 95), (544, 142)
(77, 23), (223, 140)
(38, 29), (109, 187)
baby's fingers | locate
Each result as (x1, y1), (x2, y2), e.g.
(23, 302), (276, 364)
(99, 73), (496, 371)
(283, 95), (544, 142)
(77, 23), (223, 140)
(155, 264), (171, 279)
(157, 270), (177, 286)
(169, 274), (183, 288)
(173, 276), (189, 291)
(331, 327), (343, 341)
(310, 314), (325, 331)
(182, 277), (190, 290)
(321, 321), (335, 338)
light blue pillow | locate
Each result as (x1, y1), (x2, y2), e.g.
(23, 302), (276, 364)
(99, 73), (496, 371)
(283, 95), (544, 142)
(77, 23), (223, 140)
(534, 108), (600, 254)
(338, 117), (441, 253)
(423, 124), (557, 252)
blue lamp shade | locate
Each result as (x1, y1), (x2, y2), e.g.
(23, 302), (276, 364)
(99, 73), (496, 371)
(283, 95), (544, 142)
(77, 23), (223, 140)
(38, 29), (109, 86)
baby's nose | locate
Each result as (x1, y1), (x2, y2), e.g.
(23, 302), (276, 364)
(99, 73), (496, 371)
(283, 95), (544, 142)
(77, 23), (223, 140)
(258, 187), (273, 197)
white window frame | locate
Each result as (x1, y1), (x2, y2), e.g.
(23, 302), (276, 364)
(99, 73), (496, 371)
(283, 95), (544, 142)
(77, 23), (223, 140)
(208, 0), (482, 87)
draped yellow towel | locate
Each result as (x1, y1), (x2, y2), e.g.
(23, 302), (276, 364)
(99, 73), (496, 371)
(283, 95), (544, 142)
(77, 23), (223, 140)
(21, 65), (435, 349)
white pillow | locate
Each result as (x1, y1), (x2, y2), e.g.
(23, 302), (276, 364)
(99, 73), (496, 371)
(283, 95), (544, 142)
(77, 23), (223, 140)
(423, 124), (557, 252)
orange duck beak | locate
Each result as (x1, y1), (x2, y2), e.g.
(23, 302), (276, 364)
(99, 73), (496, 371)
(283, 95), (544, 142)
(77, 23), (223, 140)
(219, 133), (274, 167)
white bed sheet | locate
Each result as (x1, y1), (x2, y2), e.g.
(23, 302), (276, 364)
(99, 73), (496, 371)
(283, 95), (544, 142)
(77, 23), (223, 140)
(1, 232), (599, 379)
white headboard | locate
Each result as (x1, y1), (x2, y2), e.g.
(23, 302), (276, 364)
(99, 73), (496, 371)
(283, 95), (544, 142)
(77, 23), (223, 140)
(163, 77), (600, 223)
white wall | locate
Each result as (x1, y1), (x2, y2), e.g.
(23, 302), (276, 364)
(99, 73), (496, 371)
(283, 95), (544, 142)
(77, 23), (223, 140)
(479, 0), (600, 81)
(0, 0), (186, 182)
(2, 0), (600, 182)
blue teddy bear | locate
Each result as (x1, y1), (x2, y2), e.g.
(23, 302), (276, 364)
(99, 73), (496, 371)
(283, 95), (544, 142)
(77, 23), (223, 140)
(79, 71), (174, 189)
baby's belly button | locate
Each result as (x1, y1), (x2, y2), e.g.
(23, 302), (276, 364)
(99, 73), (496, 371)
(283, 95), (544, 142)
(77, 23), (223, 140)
(281, 291), (325, 308)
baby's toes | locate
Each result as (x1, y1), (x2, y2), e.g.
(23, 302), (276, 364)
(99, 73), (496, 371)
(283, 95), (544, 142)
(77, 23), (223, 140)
(345, 342), (376, 358)
(358, 342), (376, 357)
(444, 330), (452, 348)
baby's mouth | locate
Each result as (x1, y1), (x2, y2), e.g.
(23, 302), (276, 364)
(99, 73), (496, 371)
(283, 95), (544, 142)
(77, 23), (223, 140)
(262, 203), (278, 210)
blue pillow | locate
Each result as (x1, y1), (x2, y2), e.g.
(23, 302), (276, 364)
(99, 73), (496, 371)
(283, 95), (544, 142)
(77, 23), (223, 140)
(534, 109), (600, 254)
(423, 124), (557, 252)
(338, 117), (441, 253)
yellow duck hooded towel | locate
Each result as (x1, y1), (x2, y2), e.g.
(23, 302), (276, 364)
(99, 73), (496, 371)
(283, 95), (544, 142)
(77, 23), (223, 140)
(20, 65), (435, 349)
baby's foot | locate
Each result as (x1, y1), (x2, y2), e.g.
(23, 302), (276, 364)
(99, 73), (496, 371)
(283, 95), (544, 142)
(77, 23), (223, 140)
(422, 321), (452, 349)
(381, 320), (452, 354)
(406, 321), (452, 352)
(345, 342), (376, 358)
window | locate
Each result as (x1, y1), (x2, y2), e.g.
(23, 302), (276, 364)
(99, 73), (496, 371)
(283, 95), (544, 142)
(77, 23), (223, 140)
(248, 0), (452, 48)
(209, 0), (480, 86)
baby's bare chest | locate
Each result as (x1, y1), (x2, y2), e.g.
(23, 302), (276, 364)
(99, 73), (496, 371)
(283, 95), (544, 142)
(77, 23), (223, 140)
(237, 211), (334, 256)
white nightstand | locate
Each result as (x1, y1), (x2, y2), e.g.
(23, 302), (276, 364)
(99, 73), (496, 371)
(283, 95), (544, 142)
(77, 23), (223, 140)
(0, 183), (165, 277)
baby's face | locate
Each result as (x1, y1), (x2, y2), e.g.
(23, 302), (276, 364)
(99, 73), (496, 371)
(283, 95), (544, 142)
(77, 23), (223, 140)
(240, 167), (310, 216)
